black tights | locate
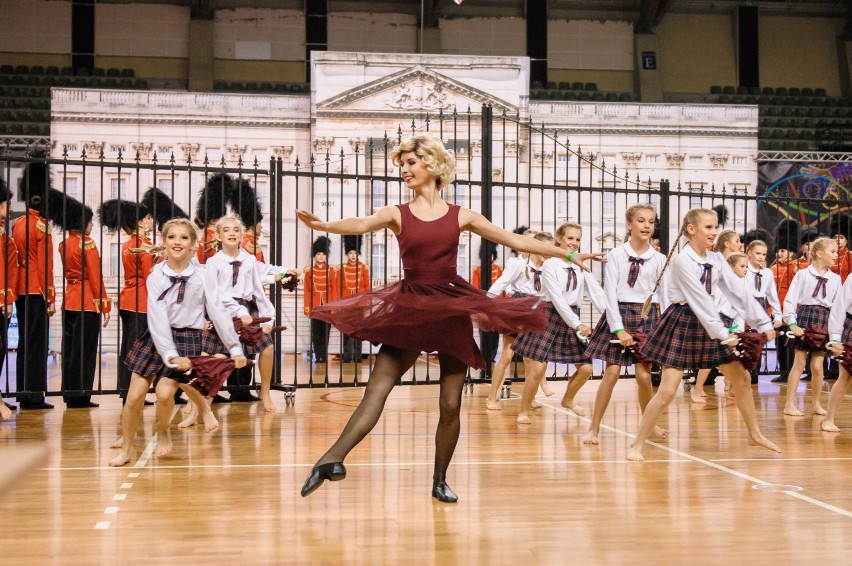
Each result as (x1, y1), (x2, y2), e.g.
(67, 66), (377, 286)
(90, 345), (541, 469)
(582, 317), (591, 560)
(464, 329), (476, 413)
(316, 345), (468, 482)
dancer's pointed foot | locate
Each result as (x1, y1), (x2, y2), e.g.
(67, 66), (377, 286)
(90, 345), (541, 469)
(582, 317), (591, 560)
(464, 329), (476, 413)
(108, 448), (136, 467)
(748, 433), (782, 453)
(261, 393), (279, 413)
(690, 390), (707, 404)
(560, 398), (586, 416)
(812, 404), (827, 416)
(155, 431), (173, 458)
(582, 430), (600, 445)
(300, 462), (347, 497)
(821, 419), (841, 433)
(432, 479), (458, 503)
(626, 445), (645, 462)
(652, 426), (669, 439)
(485, 397), (501, 410)
(784, 405), (804, 417)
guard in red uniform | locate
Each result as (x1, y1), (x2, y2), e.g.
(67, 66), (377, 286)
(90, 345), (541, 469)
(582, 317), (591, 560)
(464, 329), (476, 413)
(830, 214), (852, 283)
(0, 179), (19, 418)
(304, 236), (337, 363)
(12, 157), (56, 409)
(57, 198), (112, 408)
(338, 235), (369, 362)
(195, 173), (232, 264)
(771, 219), (800, 383)
(98, 199), (156, 401)
(471, 240), (503, 370)
(798, 227), (820, 270)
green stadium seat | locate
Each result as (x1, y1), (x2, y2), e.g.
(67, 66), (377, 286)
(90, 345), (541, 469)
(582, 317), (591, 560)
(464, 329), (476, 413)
(814, 88), (827, 97)
(14, 65), (29, 74)
(571, 82), (584, 91)
(120, 68), (135, 78)
(545, 81), (556, 90)
(92, 67), (105, 77)
(749, 86), (761, 95)
(45, 66), (59, 76)
(60, 66), (73, 76)
(557, 81), (570, 90)
(29, 65), (44, 75)
(737, 85), (749, 94)
(789, 87), (801, 96)
(577, 92), (591, 101)
(775, 87), (788, 96)
(722, 86), (735, 94)
(710, 85), (722, 94)
(106, 68), (120, 77)
(531, 81), (543, 89)
(591, 92), (605, 101)
(585, 83), (597, 91)
(605, 92), (618, 101)
(802, 88), (814, 96)
(762, 87), (774, 95)
(618, 92), (633, 102)
(0, 65), (13, 74)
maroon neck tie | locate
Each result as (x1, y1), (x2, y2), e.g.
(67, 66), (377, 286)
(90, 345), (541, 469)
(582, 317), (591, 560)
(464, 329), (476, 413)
(627, 256), (644, 288)
(531, 267), (542, 292)
(812, 275), (827, 299)
(231, 260), (242, 287)
(754, 271), (762, 292)
(565, 266), (577, 291)
(158, 275), (189, 304)
(700, 263), (713, 294)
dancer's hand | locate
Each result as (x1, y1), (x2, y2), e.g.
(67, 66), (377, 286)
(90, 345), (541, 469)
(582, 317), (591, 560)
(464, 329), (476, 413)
(773, 319), (783, 328)
(233, 355), (248, 369)
(828, 341), (844, 356)
(296, 209), (328, 231)
(721, 335), (740, 347)
(570, 252), (607, 272)
(790, 325), (804, 337)
(616, 329), (634, 347)
(240, 315), (254, 326)
(48, 303), (56, 316)
(764, 329), (776, 342)
(170, 356), (192, 371)
(261, 324), (273, 334)
(577, 324), (592, 337)
(102, 312), (111, 328)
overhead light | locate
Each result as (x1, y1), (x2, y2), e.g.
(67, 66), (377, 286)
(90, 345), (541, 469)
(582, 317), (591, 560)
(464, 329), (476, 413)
(454, 0), (463, 4)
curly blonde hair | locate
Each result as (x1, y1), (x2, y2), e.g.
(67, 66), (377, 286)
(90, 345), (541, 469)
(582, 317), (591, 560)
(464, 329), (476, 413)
(161, 218), (199, 246)
(391, 134), (456, 189)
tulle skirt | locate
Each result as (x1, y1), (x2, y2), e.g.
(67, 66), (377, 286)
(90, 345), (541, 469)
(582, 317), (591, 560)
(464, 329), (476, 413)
(310, 267), (547, 369)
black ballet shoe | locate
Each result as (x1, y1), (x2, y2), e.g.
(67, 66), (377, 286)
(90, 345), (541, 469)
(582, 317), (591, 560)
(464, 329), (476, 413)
(300, 462), (346, 497)
(431, 480), (458, 503)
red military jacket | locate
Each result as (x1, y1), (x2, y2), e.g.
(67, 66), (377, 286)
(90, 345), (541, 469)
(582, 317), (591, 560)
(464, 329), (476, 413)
(197, 226), (218, 264)
(797, 256), (809, 271)
(58, 231), (112, 314)
(471, 263), (503, 290)
(12, 209), (55, 303)
(119, 234), (157, 313)
(242, 232), (265, 262)
(303, 263), (338, 316)
(830, 247), (852, 283)
(771, 259), (799, 306)
(338, 260), (370, 298)
(0, 227), (20, 309)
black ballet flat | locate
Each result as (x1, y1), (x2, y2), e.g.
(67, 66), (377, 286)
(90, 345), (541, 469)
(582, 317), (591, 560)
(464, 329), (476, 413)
(300, 462), (346, 497)
(432, 480), (458, 503)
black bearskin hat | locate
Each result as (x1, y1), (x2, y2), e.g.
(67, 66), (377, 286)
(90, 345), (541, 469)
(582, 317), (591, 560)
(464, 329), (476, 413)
(228, 177), (263, 227)
(195, 173), (233, 227)
(343, 235), (362, 255)
(142, 187), (189, 229)
(18, 151), (51, 210)
(775, 219), (800, 252)
(0, 178), (11, 202)
(45, 190), (93, 232)
(712, 204), (729, 227)
(98, 199), (151, 233)
(830, 214), (852, 241)
(800, 226), (821, 246)
(512, 225), (529, 236)
(311, 236), (331, 257)
(743, 228), (770, 248)
(652, 216), (661, 240)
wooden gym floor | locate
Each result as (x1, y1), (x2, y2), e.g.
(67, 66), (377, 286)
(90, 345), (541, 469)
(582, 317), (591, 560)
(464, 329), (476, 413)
(2, 356), (852, 565)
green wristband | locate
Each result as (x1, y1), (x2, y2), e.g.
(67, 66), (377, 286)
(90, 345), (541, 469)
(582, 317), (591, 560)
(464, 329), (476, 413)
(788, 322), (798, 328)
(728, 324), (739, 333)
(567, 251), (575, 261)
(613, 328), (624, 334)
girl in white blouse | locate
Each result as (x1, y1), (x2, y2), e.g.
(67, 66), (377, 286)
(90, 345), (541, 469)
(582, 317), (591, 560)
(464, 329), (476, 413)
(109, 218), (247, 467)
(782, 237), (840, 416)
(822, 274), (852, 432)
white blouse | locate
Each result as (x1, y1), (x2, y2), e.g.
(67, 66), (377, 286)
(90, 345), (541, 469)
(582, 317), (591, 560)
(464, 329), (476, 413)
(541, 257), (606, 329)
(206, 250), (275, 319)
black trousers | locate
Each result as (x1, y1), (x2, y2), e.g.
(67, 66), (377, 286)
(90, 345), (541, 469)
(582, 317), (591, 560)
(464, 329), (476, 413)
(15, 294), (49, 403)
(118, 310), (147, 398)
(342, 333), (362, 362)
(0, 315), (9, 376)
(479, 330), (499, 374)
(61, 310), (101, 404)
(227, 365), (255, 397)
(310, 318), (330, 361)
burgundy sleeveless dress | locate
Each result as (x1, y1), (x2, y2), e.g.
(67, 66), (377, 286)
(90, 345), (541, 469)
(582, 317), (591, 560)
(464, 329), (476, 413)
(310, 203), (547, 369)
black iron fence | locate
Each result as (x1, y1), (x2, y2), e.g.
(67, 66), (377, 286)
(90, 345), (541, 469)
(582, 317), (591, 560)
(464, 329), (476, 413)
(0, 104), (848, 400)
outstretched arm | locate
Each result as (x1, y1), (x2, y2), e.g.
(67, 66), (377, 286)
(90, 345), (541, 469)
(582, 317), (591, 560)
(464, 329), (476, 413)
(296, 206), (400, 235)
(459, 208), (605, 268)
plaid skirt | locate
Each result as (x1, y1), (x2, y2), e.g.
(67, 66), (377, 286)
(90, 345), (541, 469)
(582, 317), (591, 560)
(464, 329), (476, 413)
(794, 304), (830, 351)
(638, 303), (737, 370)
(585, 302), (660, 366)
(842, 313), (852, 344)
(125, 327), (202, 381)
(512, 303), (590, 364)
(203, 298), (274, 357)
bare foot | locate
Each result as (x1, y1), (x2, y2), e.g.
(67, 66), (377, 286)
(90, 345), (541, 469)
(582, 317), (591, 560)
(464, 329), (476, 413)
(784, 405), (804, 416)
(155, 431), (173, 458)
(747, 433), (782, 453)
(261, 393), (280, 413)
(821, 419), (841, 432)
(812, 405), (827, 416)
(485, 398), (501, 411)
(582, 430), (600, 445)
(109, 436), (124, 449)
(516, 414), (531, 425)
(0, 404), (11, 421)
(201, 408), (220, 433)
(177, 407), (198, 428)
(652, 426), (669, 439)
(108, 449), (136, 467)
(690, 390), (707, 404)
(530, 400), (542, 409)
(541, 384), (555, 397)
(180, 403), (193, 418)
(626, 445), (645, 462)
(560, 398), (586, 416)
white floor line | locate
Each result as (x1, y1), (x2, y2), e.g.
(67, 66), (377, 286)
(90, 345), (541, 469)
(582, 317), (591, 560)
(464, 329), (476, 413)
(133, 405), (180, 469)
(544, 401), (852, 520)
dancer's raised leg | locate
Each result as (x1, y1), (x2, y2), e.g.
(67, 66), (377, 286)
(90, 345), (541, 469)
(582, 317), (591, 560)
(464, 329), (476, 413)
(517, 359), (547, 424)
(486, 335), (514, 410)
(719, 362), (781, 453)
(627, 367), (682, 462)
(561, 363), (592, 416)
